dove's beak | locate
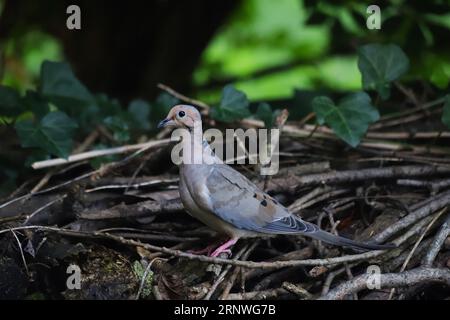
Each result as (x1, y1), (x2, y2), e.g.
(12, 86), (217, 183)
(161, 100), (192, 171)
(157, 118), (175, 128)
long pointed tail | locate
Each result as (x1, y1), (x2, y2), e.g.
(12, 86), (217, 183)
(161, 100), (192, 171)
(304, 222), (395, 251)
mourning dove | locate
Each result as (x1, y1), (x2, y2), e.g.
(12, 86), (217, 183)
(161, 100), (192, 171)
(158, 105), (393, 257)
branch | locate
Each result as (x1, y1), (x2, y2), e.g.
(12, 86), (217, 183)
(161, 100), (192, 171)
(31, 139), (170, 170)
(319, 267), (450, 300)
(423, 212), (450, 267)
(374, 190), (450, 242)
(157, 83), (210, 111)
(78, 198), (184, 220)
(0, 225), (387, 269)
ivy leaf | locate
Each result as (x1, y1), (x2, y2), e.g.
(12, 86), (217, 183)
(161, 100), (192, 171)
(15, 111), (78, 158)
(442, 95), (450, 129)
(40, 61), (94, 113)
(21, 90), (50, 119)
(211, 85), (250, 122)
(357, 44), (409, 100)
(95, 93), (122, 117)
(0, 85), (23, 117)
(256, 102), (280, 128)
(103, 116), (130, 142)
(128, 99), (151, 130)
(312, 92), (379, 147)
(152, 93), (179, 122)
(78, 94), (122, 132)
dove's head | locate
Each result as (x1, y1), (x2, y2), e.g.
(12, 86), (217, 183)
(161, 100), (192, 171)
(158, 104), (201, 129)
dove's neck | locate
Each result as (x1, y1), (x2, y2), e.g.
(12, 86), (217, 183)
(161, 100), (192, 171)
(182, 122), (204, 165)
(182, 122), (220, 165)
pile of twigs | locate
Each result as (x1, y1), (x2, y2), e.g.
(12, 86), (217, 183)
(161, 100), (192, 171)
(0, 86), (449, 300)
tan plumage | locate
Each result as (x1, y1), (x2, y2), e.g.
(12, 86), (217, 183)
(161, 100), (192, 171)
(158, 105), (394, 257)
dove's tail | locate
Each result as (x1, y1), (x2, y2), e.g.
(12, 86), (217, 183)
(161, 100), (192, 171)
(304, 222), (395, 251)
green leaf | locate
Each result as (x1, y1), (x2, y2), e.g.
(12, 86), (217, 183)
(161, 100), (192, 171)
(0, 85), (23, 117)
(442, 95), (450, 129)
(77, 94), (122, 132)
(95, 93), (122, 117)
(128, 99), (151, 130)
(256, 102), (280, 128)
(152, 92), (179, 122)
(312, 92), (379, 147)
(40, 61), (94, 113)
(21, 90), (50, 119)
(211, 85), (250, 122)
(15, 111), (78, 158)
(357, 44), (409, 100)
(103, 116), (130, 142)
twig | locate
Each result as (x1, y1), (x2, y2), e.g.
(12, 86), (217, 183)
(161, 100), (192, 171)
(388, 208), (446, 299)
(288, 186), (332, 213)
(78, 198), (184, 220)
(281, 282), (313, 299)
(0, 225), (389, 269)
(85, 178), (178, 192)
(23, 196), (66, 225)
(204, 245), (248, 300)
(225, 288), (288, 300)
(11, 230), (29, 276)
(31, 139), (170, 169)
(73, 127), (100, 154)
(291, 165), (450, 190)
(319, 267), (450, 300)
(394, 82), (420, 106)
(1, 140), (169, 210)
(135, 258), (161, 300)
(245, 246), (314, 280)
(30, 169), (57, 194)
(423, 212), (450, 267)
(157, 83), (210, 110)
(397, 178), (450, 193)
(220, 240), (259, 300)
(374, 190), (450, 242)
(321, 266), (347, 296)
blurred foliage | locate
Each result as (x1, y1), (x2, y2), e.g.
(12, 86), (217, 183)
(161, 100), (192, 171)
(1, 0), (450, 196)
(2, 30), (63, 91)
(443, 95), (450, 128)
(194, 0), (450, 101)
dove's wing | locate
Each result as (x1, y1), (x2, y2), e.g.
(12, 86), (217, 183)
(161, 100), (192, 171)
(195, 164), (315, 234)
(191, 164), (393, 251)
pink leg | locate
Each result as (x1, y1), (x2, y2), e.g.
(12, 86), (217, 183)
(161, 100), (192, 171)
(188, 243), (218, 255)
(210, 238), (238, 257)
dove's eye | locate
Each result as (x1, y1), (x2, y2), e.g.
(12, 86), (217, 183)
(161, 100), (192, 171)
(178, 111), (186, 118)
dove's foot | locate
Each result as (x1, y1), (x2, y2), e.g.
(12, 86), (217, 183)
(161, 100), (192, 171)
(209, 238), (238, 257)
(188, 243), (217, 255)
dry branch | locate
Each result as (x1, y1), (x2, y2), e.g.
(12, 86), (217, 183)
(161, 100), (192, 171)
(319, 267), (450, 300)
(31, 139), (170, 169)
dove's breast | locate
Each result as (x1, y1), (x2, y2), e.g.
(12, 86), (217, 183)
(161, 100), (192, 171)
(179, 164), (258, 238)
